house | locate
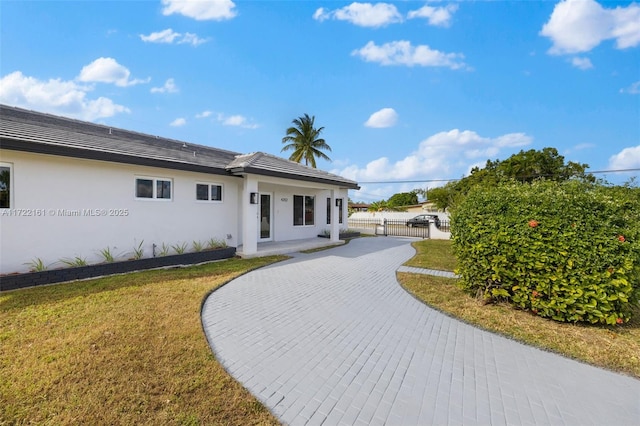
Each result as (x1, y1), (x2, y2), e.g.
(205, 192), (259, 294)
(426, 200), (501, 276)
(405, 201), (441, 213)
(0, 105), (359, 274)
(348, 202), (370, 213)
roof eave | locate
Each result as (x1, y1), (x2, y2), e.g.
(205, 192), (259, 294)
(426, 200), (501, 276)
(229, 166), (360, 190)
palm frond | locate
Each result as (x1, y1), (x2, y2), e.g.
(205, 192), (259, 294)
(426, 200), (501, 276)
(280, 113), (332, 167)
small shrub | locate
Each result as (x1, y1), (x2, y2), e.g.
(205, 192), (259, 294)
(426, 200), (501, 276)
(172, 242), (188, 255)
(207, 237), (227, 250)
(24, 257), (48, 272)
(98, 247), (116, 263)
(192, 240), (204, 252)
(158, 243), (170, 257)
(60, 256), (88, 267)
(451, 180), (640, 325)
(132, 240), (144, 260)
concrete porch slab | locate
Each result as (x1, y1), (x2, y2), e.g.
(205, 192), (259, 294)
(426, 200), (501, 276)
(236, 237), (345, 258)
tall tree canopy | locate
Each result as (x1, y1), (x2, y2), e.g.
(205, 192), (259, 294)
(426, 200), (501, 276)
(281, 114), (332, 168)
(366, 191), (418, 212)
(387, 191), (418, 207)
(423, 147), (594, 211)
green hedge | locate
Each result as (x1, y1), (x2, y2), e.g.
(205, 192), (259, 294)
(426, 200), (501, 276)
(451, 180), (640, 324)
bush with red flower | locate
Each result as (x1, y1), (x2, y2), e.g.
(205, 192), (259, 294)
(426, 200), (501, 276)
(451, 180), (640, 325)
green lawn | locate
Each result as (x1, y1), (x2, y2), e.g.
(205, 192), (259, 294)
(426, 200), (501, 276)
(1, 257), (285, 425)
(403, 239), (457, 271)
(4, 239), (638, 426)
(399, 239), (640, 378)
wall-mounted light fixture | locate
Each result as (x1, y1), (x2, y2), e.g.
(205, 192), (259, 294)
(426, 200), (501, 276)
(250, 192), (258, 204)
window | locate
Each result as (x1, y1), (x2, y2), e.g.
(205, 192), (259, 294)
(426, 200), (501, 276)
(135, 177), (172, 200)
(0, 163), (11, 209)
(196, 183), (223, 202)
(326, 198), (344, 225)
(293, 195), (314, 226)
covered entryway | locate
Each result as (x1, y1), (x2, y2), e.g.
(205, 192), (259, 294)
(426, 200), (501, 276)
(226, 152), (360, 257)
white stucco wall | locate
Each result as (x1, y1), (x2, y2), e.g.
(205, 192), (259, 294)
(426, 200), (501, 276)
(429, 222), (452, 240)
(0, 150), (241, 273)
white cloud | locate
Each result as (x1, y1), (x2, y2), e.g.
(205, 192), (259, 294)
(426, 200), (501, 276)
(407, 4), (458, 27)
(161, 0), (237, 21)
(170, 117), (186, 127)
(151, 78), (179, 94)
(141, 28), (181, 43)
(180, 32), (208, 46)
(313, 7), (330, 22)
(0, 71), (129, 121)
(333, 129), (533, 183)
(565, 143), (596, 154)
(608, 145), (640, 169)
(216, 113), (259, 129)
(140, 28), (209, 46)
(352, 40), (468, 70)
(540, 0), (640, 55)
(313, 2), (402, 28)
(78, 57), (149, 87)
(196, 110), (213, 118)
(570, 56), (593, 69)
(222, 115), (245, 126)
(620, 80), (640, 94)
(365, 108), (398, 128)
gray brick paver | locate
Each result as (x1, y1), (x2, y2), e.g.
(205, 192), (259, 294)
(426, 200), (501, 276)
(202, 237), (640, 426)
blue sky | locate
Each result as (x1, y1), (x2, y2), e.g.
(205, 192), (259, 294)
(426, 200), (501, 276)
(1, 0), (638, 202)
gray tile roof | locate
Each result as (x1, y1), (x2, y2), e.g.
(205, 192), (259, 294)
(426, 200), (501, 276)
(0, 105), (359, 189)
(226, 152), (360, 189)
(0, 105), (239, 175)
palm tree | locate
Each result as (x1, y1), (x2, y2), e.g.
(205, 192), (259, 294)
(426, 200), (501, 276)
(281, 113), (332, 168)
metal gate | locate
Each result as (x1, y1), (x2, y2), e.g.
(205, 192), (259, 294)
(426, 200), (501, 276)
(349, 218), (431, 238)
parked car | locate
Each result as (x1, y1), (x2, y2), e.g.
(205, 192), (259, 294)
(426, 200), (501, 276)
(406, 214), (440, 228)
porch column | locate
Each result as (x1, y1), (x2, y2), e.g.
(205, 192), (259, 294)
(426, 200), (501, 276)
(242, 175), (259, 256)
(330, 189), (340, 242)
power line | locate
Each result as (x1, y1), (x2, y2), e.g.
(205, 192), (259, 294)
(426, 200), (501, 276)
(359, 178), (458, 184)
(589, 168), (640, 174)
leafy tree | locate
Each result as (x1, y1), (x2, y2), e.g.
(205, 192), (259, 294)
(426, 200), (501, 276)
(281, 113), (332, 168)
(424, 186), (455, 211)
(486, 147), (593, 183)
(428, 147), (594, 211)
(387, 191), (418, 207)
(367, 200), (407, 212)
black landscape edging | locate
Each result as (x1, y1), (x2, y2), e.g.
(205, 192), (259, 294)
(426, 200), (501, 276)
(0, 247), (236, 292)
(317, 232), (361, 239)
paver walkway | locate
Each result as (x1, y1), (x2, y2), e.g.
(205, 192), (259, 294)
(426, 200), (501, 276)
(202, 237), (640, 425)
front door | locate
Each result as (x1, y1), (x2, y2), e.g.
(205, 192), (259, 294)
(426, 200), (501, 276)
(259, 193), (272, 241)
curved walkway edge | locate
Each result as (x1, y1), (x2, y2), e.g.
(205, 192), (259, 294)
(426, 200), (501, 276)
(202, 237), (640, 426)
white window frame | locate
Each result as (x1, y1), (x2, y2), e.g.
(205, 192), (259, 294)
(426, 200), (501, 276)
(195, 182), (224, 203)
(293, 194), (315, 226)
(0, 162), (13, 209)
(135, 176), (173, 201)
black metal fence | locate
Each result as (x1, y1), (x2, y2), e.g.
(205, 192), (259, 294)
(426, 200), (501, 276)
(347, 218), (451, 238)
